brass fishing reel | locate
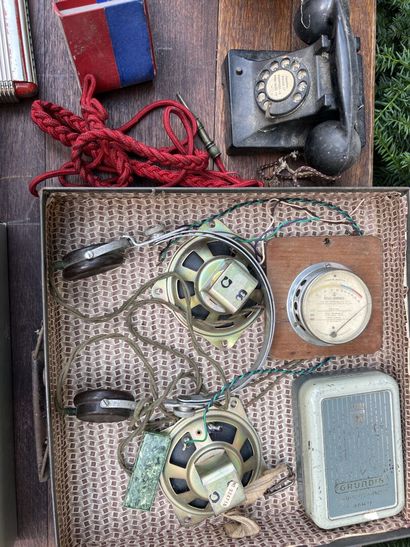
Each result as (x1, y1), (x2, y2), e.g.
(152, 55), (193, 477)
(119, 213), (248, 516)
(152, 220), (263, 348)
(160, 397), (263, 525)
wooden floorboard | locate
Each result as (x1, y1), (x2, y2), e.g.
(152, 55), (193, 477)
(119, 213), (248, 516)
(215, 0), (294, 178)
(347, 0), (376, 187)
(0, 0), (376, 544)
(8, 224), (47, 545)
(0, 0), (45, 221)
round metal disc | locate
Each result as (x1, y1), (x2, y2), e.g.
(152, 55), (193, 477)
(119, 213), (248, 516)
(255, 55), (310, 117)
(74, 389), (135, 423)
(287, 262), (372, 346)
(266, 69), (295, 101)
(157, 227), (263, 347)
(62, 244), (126, 281)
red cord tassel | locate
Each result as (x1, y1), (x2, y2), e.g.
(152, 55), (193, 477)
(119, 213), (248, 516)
(28, 75), (264, 196)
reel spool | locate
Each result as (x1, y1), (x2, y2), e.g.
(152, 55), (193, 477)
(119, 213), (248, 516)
(152, 220), (263, 348)
(160, 397), (262, 525)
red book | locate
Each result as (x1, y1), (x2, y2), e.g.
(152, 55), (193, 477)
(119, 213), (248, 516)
(55, 0), (156, 93)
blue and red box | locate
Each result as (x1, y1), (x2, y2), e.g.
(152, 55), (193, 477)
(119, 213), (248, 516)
(55, 0), (156, 93)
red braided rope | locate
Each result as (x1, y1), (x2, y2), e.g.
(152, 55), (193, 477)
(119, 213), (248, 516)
(29, 75), (264, 196)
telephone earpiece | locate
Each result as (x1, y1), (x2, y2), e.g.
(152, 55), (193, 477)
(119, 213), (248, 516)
(294, 0), (335, 44)
(58, 238), (133, 281)
(296, 0), (362, 175)
(62, 244), (126, 281)
(57, 226), (165, 281)
(305, 120), (361, 175)
(74, 389), (136, 423)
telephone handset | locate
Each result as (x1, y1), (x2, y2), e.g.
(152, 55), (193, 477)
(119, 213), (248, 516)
(225, 0), (365, 176)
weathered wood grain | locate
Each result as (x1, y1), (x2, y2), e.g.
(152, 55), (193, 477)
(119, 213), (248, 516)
(8, 224), (47, 546)
(0, 0), (45, 221)
(343, 0), (376, 187)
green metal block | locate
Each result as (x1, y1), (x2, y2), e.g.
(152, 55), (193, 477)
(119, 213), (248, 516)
(123, 432), (171, 511)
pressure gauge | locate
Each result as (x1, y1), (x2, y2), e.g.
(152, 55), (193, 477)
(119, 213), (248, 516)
(287, 262), (372, 346)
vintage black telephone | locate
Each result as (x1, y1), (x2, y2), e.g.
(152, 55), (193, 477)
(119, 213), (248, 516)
(225, 0), (365, 175)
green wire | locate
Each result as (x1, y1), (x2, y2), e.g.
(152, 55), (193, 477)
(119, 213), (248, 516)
(232, 216), (321, 244)
(186, 356), (333, 445)
(284, 198), (363, 235)
(187, 197), (362, 235)
(159, 197), (363, 261)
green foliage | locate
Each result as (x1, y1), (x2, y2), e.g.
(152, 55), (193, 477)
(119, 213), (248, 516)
(374, 0), (410, 186)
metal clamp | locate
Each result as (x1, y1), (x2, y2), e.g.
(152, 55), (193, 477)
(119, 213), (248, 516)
(265, 465), (295, 496)
(32, 324), (50, 482)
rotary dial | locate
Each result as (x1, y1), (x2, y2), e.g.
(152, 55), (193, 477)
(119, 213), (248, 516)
(255, 55), (310, 117)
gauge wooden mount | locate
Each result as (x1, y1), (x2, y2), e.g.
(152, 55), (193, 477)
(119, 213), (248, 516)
(266, 236), (383, 359)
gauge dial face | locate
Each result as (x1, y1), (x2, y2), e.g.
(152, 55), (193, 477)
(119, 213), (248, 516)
(300, 270), (372, 344)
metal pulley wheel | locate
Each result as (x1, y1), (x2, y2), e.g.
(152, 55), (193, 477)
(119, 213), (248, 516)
(74, 389), (136, 423)
(160, 397), (263, 525)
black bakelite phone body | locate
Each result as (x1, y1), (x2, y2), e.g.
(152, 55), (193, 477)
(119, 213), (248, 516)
(225, 0), (365, 175)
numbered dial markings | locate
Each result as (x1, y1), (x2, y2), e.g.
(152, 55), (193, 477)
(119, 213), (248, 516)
(255, 55), (310, 117)
(302, 271), (372, 344)
(288, 263), (372, 346)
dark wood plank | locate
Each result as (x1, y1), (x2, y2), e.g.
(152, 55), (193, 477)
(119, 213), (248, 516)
(343, 0), (376, 187)
(7, 224), (48, 545)
(215, 0), (294, 178)
(0, 0), (45, 221)
(215, 0), (376, 186)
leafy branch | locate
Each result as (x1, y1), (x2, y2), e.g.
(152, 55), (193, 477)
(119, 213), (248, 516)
(374, 0), (410, 186)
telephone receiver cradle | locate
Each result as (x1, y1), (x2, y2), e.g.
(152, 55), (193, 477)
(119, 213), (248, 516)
(225, 0), (365, 175)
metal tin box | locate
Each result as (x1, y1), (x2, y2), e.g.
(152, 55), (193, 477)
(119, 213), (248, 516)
(40, 188), (410, 547)
(295, 370), (405, 529)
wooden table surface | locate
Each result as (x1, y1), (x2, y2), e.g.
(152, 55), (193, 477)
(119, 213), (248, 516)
(0, 0), (375, 544)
